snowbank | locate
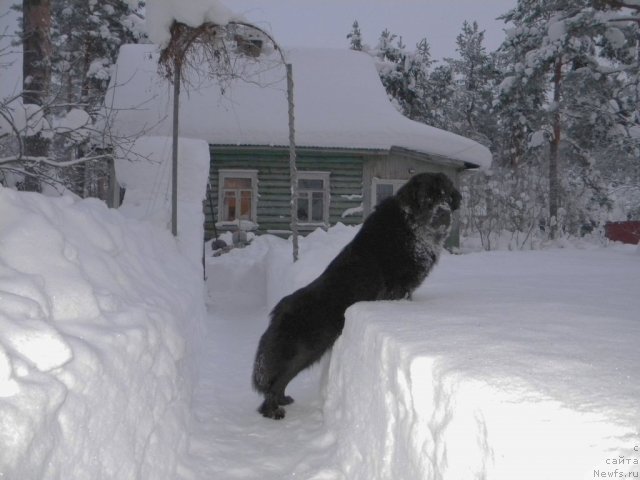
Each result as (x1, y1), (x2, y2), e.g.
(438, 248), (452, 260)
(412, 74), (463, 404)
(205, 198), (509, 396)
(324, 249), (640, 480)
(0, 187), (206, 479)
(206, 224), (359, 307)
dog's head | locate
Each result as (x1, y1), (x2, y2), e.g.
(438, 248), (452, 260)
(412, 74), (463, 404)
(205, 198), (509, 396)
(395, 173), (461, 230)
(396, 173), (461, 242)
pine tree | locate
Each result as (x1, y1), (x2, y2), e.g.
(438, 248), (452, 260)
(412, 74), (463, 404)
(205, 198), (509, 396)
(421, 63), (455, 130)
(373, 29), (437, 118)
(347, 20), (363, 51)
(402, 38), (434, 120)
(347, 24), (438, 122)
(445, 21), (498, 148)
(373, 29), (407, 110)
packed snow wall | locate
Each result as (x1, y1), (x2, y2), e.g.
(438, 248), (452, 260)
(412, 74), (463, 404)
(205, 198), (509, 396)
(0, 188), (206, 479)
(322, 251), (640, 480)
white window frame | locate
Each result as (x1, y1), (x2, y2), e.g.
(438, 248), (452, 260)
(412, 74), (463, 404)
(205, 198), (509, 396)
(296, 171), (330, 226)
(371, 177), (407, 206)
(217, 169), (258, 226)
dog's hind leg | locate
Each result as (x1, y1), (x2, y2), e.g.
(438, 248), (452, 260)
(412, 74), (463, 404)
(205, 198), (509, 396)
(258, 351), (314, 419)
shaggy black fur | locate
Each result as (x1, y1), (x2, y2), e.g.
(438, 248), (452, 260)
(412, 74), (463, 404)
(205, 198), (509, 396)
(252, 172), (461, 419)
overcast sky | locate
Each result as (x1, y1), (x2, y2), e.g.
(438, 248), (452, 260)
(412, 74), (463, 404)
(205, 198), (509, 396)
(229, 0), (516, 61)
(0, 0), (518, 96)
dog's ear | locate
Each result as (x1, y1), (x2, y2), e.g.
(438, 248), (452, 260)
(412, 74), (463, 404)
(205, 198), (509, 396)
(395, 175), (424, 212)
(396, 174), (437, 213)
(395, 177), (415, 208)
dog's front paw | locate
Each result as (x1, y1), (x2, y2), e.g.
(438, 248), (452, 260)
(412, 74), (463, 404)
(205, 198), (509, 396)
(258, 400), (286, 420)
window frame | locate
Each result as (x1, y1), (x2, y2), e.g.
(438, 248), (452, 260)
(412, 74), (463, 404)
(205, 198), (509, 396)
(296, 171), (331, 226)
(371, 177), (407, 206)
(217, 169), (258, 226)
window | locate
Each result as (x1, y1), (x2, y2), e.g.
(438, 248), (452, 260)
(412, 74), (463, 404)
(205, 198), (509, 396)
(218, 170), (258, 224)
(372, 178), (407, 205)
(296, 172), (330, 225)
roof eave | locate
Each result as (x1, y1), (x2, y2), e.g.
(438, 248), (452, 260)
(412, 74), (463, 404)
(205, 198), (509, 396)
(389, 146), (485, 170)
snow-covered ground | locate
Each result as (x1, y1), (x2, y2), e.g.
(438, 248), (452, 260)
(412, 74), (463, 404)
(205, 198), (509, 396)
(1, 188), (639, 479)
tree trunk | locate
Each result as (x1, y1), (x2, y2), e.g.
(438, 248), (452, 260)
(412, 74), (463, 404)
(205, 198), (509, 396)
(21, 0), (52, 192)
(548, 57), (562, 239)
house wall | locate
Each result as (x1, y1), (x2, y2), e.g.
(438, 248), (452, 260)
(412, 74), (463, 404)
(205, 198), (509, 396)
(206, 146), (375, 239)
(206, 146), (464, 248)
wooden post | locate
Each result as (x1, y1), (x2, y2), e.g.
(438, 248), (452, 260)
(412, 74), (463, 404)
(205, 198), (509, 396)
(171, 62), (181, 237)
(286, 63), (299, 262)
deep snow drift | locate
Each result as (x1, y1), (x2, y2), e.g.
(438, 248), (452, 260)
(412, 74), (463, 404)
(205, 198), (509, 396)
(0, 188), (206, 479)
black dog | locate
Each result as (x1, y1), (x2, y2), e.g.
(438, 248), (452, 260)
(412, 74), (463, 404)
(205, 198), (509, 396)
(252, 172), (461, 419)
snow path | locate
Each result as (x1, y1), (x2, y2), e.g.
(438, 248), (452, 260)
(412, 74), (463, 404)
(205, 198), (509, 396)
(183, 296), (340, 480)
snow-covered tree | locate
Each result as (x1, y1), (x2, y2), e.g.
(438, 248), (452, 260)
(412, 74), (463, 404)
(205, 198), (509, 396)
(373, 28), (408, 110)
(49, 0), (146, 196)
(2, 0), (146, 199)
(18, 0), (53, 191)
(401, 38), (434, 120)
(340, 4), (640, 246)
(370, 29), (438, 120)
(418, 64), (455, 131)
(445, 21), (499, 148)
(51, 0), (145, 110)
(498, 0), (639, 237)
(347, 20), (363, 51)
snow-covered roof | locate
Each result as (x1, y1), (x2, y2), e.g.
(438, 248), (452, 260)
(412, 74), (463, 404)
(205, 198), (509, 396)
(105, 44), (491, 168)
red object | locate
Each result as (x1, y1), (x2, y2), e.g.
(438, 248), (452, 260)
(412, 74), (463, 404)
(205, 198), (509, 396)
(605, 221), (640, 245)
